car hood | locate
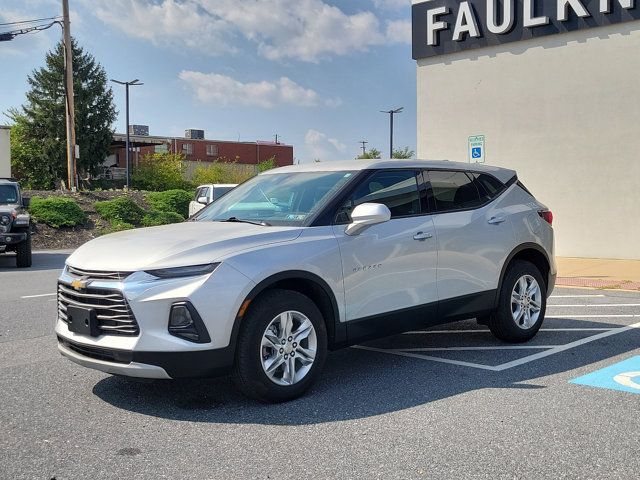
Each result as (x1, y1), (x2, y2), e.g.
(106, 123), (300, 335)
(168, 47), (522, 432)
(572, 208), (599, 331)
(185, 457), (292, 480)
(0, 204), (20, 214)
(66, 221), (303, 272)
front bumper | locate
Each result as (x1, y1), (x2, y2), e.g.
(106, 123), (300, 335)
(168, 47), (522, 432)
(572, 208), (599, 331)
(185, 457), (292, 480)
(0, 232), (27, 245)
(57, 336), (235, 378)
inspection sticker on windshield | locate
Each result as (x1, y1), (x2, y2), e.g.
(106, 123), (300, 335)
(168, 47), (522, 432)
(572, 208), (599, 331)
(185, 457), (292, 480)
(571, 356), (640, 395)
(286, 214), (306, 221)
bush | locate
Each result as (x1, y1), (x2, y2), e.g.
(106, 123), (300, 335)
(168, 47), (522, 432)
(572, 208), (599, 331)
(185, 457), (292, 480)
(258, 156), (277, 172)
(131, 152), (191, 191)
(141, 210), (184, 227)
(146, 190), (192, 218)
(29, 197), (87, 228)
(99, 221), (135, 235)
(94, 197), (144, 225)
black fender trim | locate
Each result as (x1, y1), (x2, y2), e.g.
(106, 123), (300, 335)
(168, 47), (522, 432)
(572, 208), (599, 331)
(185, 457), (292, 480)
(495, 242), (553, 307)
(230, 270), (345, 353)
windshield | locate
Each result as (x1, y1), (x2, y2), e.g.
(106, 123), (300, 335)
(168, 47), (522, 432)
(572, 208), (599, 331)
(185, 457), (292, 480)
(194, 171), (356, 226)
(0, 185), (19, 205)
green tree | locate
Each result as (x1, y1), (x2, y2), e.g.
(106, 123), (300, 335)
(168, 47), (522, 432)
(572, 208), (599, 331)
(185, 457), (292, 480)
(356, 148), (382, 159)
(9, 38), (116, 188)
(131, 152), (190, 191)
(392, 147), (415, 159)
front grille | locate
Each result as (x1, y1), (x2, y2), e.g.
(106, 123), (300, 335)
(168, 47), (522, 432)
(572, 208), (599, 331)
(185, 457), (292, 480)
(58, 282), (140, 336)
(67, 266), (132, 281)
(57, 336), (133, 364)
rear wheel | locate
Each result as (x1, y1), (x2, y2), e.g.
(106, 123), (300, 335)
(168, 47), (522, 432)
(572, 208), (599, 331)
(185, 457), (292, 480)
(234, 289), (327, 403)
(489, 260), (546, 342)
(16, 233), (32, 268)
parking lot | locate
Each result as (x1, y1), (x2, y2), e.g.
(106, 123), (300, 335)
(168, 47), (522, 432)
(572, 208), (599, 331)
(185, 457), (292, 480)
(1, 251), (639, 479)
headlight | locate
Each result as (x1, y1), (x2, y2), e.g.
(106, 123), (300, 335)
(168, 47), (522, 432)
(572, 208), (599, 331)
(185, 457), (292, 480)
(0, 214), (11, 226)
(145, 263), (220, 279)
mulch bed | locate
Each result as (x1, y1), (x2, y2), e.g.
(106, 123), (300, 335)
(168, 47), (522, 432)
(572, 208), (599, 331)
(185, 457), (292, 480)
(24, 190), (150, 250)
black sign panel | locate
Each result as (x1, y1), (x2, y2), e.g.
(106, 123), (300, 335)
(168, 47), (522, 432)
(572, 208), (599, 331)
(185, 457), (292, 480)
(413, 0), (640, 59)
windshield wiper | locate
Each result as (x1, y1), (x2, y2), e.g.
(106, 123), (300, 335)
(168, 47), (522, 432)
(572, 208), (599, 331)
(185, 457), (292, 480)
(219, 217), (271, 226)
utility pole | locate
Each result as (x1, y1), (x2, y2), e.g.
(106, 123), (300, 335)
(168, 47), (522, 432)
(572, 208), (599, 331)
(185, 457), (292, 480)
(111, 79), (143, 189)
(359, 140), (368, 156)
(380, 107), (403, 159)
(62, 0), (77, 190)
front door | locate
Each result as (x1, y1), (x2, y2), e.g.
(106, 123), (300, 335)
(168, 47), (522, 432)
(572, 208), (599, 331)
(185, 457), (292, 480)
(332, 169), (438, 341)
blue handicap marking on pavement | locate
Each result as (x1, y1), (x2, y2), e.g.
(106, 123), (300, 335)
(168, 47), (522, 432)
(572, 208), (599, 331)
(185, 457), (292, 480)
(571, 356), (640, 395)
(471, 147), (482, 159)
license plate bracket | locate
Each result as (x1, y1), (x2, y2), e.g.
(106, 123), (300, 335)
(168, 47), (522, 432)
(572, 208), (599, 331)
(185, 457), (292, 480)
(67, 305), (100, 337)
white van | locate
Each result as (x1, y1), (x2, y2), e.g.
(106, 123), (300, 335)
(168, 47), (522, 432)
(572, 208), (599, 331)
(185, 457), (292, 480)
(188, 184), (237, 217)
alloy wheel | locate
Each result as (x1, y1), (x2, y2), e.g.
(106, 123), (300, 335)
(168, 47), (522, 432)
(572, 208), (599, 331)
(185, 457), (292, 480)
(510, 275), (542, 329)
(260, 310), (317, 386)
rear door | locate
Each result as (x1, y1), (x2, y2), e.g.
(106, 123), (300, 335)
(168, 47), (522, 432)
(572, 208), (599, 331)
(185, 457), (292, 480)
(427, 170), (515, 312)
(332, 169), (438, 339)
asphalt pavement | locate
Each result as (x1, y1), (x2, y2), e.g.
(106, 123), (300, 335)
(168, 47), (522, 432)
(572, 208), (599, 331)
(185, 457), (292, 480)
(1, 251), (639, 479)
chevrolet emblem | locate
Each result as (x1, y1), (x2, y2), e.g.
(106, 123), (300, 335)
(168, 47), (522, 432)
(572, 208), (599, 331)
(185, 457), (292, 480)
(70, 278), (88, 291)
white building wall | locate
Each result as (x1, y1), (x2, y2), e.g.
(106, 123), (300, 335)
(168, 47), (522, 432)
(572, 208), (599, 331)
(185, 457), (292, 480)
(0, 127), (10, 178)
(417, 24), (640, 260)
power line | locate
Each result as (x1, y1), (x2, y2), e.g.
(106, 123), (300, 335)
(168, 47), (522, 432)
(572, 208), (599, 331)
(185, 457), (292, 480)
(0, 20), (61, 41)
(0, 16), (62, 27)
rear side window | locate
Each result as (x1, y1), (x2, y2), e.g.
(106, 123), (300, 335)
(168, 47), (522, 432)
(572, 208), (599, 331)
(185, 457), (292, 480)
(428, 170), (484, 212)
(335, 170), (421, 223)
(472, 173), (505, 199)
(213, 187), (233, 199)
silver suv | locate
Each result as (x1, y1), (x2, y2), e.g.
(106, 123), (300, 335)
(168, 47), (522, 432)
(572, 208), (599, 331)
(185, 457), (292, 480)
(56, 160), (555, 402)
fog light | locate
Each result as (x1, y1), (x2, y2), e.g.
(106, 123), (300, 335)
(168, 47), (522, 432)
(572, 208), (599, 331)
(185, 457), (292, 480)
(168, 302), (210, 343)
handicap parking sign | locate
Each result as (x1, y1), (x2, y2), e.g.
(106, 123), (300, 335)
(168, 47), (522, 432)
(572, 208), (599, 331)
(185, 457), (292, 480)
(571, 356), (640, 395)
(468, 135), (485, 163)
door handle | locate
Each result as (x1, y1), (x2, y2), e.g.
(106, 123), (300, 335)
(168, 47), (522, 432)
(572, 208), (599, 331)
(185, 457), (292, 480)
(413, 231), (433, 241)
(488, 215), (506, 225)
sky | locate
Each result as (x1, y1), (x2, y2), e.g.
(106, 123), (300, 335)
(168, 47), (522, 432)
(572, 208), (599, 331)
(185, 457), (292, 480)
(0, 0), (416, 163)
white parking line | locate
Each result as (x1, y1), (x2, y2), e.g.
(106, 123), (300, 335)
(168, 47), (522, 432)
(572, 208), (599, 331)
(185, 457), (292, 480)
(363, 322), (640, 371)
(20, 293), (56, 299)
(549, 304), (640, 307)
(546, 315), (640, 318)
(403, 327), (618, 335)
(550, 295), (605, 298)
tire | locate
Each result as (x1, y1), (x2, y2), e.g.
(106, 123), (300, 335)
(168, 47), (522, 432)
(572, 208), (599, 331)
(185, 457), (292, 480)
(234, 289), (328, 403)
(16, 233), (32, 268)
(488, 260), (547, 343)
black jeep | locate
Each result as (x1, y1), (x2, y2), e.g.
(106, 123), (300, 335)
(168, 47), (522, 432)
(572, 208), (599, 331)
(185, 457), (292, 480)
(0, 178), (32, 268)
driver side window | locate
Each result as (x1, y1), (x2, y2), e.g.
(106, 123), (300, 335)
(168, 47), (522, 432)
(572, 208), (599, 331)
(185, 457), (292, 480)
(335, 170), (422, 224)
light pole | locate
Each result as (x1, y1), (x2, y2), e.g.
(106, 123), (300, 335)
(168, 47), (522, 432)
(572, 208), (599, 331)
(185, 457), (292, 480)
(110, 79), (143, 188)
(359, 140), (368, 156)
(380, 107), (403, 159)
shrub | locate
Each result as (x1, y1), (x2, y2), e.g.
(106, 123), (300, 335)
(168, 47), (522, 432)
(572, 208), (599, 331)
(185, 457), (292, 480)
(146, 190), (192, 218)
(141, 210), (184, 227)
(257, 156), (277, 172)
(29, 197), (87, 228)
(94, 197), (144, 225)
(99, 221), (135, 235)
(131, 152), (191, 191)
(192, 162), (226, 186)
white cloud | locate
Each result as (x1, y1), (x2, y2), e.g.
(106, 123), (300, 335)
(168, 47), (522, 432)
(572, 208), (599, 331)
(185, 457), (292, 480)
(179, 71), (339, 108)
(90, 0), (410, 62)
(372, 0), (411, 10)
(305, 129), (347, 160)
(385, 19), (412, 44)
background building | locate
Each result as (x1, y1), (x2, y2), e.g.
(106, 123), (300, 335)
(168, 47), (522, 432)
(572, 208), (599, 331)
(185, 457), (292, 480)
(107, 126), (294, 175)
(413, 0), (640, 260)
(0, 126), (10, 178)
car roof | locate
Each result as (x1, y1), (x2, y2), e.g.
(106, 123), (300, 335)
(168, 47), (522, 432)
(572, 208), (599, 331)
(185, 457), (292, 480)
(261, 159), (517, 184)
(197, 184), (237, 188)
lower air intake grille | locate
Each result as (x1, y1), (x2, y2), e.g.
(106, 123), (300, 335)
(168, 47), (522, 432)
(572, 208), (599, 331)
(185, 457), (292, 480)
(58, 282), (139, 336)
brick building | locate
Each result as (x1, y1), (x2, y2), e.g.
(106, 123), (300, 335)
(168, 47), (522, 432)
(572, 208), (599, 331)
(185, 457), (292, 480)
(108, 127), (294, 171)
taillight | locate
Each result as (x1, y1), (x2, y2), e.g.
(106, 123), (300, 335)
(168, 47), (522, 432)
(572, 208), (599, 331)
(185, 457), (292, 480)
(538, 210), (553, 225)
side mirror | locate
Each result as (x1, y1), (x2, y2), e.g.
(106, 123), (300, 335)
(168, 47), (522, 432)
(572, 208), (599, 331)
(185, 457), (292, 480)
(345, 203), (391, 236)
(22, 197), (31, 208)
(197, 196), (209, 205)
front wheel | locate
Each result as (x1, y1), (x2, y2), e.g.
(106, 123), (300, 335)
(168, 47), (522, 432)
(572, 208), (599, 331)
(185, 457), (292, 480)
(234, 289), (328, 403)
(16, 234), (32, 268)
(489, 260), (546, 343)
